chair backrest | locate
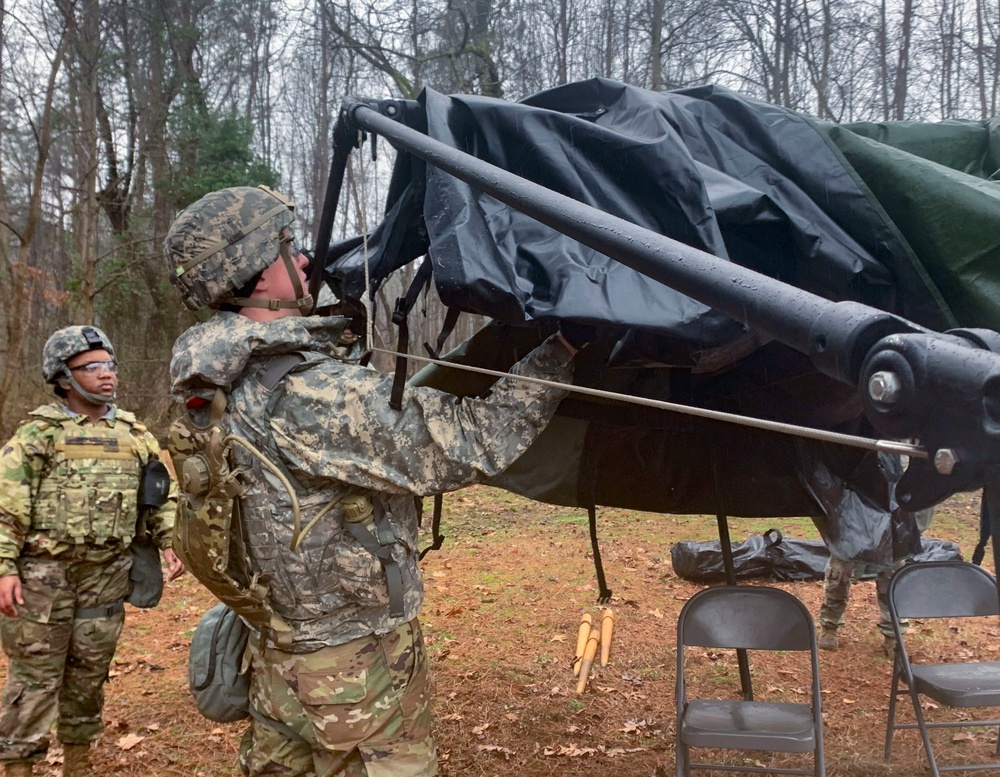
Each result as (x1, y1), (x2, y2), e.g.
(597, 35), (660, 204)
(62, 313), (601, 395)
(678, 585), (815, 651)
(889, 561), (1000, 620)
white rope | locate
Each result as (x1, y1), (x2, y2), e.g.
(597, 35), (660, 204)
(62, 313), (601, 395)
(368, 344), (927, 459)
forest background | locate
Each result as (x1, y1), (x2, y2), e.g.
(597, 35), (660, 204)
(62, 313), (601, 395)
(2, 0), (999, 436)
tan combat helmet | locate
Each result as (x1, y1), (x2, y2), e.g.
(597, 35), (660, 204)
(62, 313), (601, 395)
(42, 325), (117, 404)
(164, 185), (312, 314)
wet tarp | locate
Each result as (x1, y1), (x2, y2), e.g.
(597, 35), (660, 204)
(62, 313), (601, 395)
(326, 79), (1000, 566)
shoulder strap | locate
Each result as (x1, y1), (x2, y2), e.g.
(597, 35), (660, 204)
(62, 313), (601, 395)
(248, 353), (307, 496)
(117, 409), (139, 425)
(258, 353), (306, 392)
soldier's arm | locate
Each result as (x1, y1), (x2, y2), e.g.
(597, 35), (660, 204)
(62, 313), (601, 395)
(271, 334), (576, 495)
(0, 429), (38, 578)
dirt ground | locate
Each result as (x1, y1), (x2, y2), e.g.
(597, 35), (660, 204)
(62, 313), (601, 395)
(1, 486), (996, 776)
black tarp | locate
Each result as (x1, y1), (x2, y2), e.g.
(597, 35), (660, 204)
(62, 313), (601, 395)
(670, 531), (962, 583)
(326, 79), (1000, 566)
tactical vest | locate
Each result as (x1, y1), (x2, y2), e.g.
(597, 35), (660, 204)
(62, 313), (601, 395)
(30, 409), (146, 545)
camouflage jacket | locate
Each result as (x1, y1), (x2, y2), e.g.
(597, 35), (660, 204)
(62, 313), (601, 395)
(170, 313), (574, 650)
(0, 404), (177, 578)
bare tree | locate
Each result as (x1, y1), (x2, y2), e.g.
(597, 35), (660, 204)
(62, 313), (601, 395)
(0, 3), (72, 431)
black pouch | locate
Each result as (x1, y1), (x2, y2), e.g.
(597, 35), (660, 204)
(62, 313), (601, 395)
(127, 537), (163, 608)
(128, 460), (170, 608)
(138, 460), (170, 509)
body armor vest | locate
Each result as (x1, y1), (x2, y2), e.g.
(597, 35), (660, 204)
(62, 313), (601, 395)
(31, 412), (144, 545)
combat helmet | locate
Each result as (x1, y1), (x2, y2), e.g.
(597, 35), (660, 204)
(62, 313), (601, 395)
(164, 185), (312, 314)
(42, 325), (117, 404)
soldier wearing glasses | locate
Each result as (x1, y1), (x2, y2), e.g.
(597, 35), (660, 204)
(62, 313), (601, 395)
(0, 326), (183, 777)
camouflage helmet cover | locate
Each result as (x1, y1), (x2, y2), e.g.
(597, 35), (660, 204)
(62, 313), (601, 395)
(164, 185), (296, 310)
(42, 325), (115, 383)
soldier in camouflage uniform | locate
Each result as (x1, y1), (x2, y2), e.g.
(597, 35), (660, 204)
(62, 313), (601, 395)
(818, 506), (934, 656)
(818, 555), (898, 653)
(0, 326), (184, 777)
(164, 186), (583, 776)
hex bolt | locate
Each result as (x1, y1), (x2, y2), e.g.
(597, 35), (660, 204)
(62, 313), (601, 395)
(868, 371), (901, 404)
(934, 448), (958, 475)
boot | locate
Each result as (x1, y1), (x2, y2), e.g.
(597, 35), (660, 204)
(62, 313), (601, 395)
(62, 743), (90, 777)
(882, 634), (898, 661)
(4, 762), (33, 777)
(818, 626), (839, 651)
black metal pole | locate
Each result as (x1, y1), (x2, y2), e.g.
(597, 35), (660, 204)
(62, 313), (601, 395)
(715, 511), (754, 700)
(309, 110), (359, 302)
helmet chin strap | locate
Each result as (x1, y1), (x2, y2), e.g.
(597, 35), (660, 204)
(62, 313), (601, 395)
(230, 247), (315, 315)
(62, 373), (116, 406)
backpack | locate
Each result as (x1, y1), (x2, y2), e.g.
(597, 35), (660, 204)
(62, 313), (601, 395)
(188, 603), (251, 723)
(167, 354), (304, 644)
(189, 603), (310, 744)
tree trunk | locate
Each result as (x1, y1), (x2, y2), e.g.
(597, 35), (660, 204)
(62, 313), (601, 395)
(651, 0), (666, 90)
(893, 0), (914, 120)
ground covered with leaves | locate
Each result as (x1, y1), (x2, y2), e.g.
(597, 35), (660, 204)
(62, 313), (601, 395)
(2, 487), (996, 776)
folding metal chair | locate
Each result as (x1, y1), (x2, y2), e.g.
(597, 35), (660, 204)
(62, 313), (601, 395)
(675, 585), (824, 777)
(884, 560), (1000, 776)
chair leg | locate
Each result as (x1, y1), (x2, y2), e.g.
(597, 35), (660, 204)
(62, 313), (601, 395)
(675, 740), (689, 777)
(908, 685), (942, 777)
(884, 667), (901, 759)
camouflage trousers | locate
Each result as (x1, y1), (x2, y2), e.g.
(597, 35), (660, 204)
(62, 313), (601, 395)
(818, 554), (905, 638)
(0, 552), (129, 763)
(244, 618), (438, 777)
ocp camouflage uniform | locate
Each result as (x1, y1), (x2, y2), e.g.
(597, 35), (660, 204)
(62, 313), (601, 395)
(0, 404), (176, 763)
(818, 555), (898, 638)
(170, 312), (573, 776)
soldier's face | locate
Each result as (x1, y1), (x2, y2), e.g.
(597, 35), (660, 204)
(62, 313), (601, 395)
(65, 348), (118, 402)
(257, 239), (310, 309)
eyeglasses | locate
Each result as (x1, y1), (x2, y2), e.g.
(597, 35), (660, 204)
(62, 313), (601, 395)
(69, 360), (118, 375)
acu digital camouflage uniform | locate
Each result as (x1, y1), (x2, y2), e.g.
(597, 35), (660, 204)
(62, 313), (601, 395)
(170, 312), (574, 776)
(0, 402), (176, 765)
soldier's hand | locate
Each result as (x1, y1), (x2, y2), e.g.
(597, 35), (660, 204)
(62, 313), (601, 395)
(163, 548), (185, 582)
(0, 574), (23, 617)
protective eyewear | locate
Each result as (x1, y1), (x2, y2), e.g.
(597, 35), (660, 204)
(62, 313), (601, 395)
(69, 360), (118, 375)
